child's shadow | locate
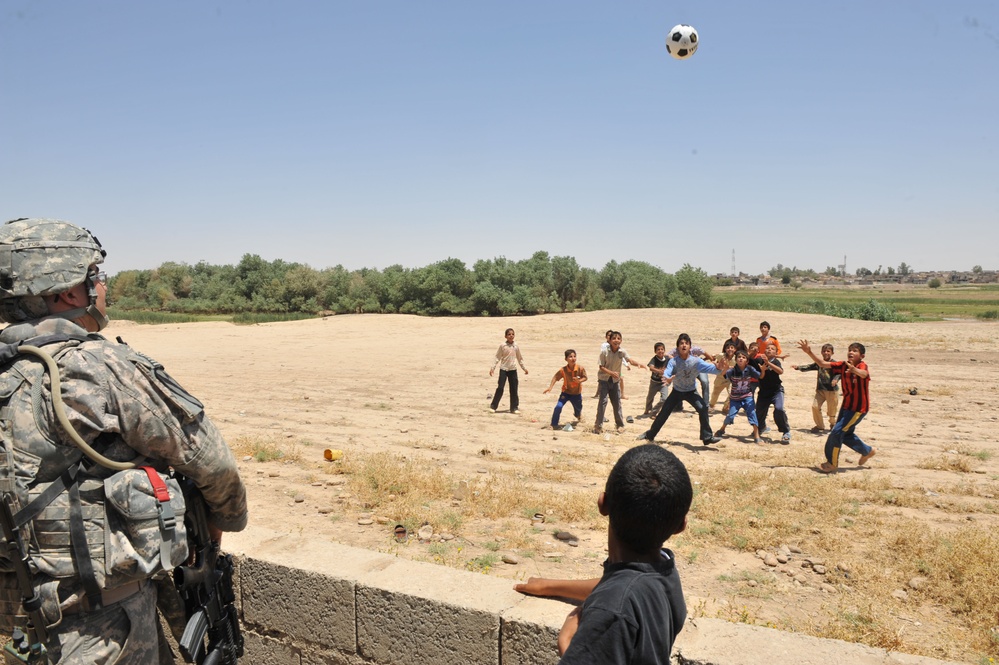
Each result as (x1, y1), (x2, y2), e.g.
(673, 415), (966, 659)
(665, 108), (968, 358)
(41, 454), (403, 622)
(662, 440), (722, 454)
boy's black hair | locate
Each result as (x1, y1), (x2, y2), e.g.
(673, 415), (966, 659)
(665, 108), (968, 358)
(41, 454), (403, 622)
(610, 330), (622, 340)
(848, 342), (866, 355)
(735, 349), (749, 360)
(723, 340), (737, 350)
(654, 342), (666, 351)
(675, 333), (691, 347)
(564, 349), (576, 359)
(760, 321), (770, 330)
(504, 328), (515, 336)
(604, 445), (692, 554)
(605, 329), (614, 336)
(821, 343), (834, 353)
(730, 326), (740, 334)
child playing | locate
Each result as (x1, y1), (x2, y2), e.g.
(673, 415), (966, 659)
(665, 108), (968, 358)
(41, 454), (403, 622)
(544, 349), (588, 430)
(513, 444), (691, 664)
(489, 328), (528, 413)
(792, 343), (840, 432)
(727, 326), (749, 354)
(797, 340), (876, 473)
(756, 321), (789, 359)
(594, 332), (645, 434)
(645, 342), (668, 417)
(636, 334), (723, 446)
(592, 330), (614, 398)
(756, 342), (791, 443)
(714, 350), (762, 443)
(709, 340), (737, 412)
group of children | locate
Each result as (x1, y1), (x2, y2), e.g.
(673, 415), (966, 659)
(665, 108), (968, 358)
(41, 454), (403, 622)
(489, 324), (878, 663)
(490, 323), (876, 474)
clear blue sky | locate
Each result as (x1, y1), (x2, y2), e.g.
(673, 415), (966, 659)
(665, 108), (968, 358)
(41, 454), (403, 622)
(3, 1), (997, 276)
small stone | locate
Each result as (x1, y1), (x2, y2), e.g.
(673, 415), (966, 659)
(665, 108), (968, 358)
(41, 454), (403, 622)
(801, 560), (813, 569)
(242, 456), (253, 462)
(376, 516), (390, 525)
(357, 518), (373, 525)
(476, 468), (488, 474)
(441, 533), (454, 541)
(417, 525), (434, 541)
(813, 565), (827, 575)
(567, 540), (579, 547)
(317, 507), (334, 514)
(293, 494), (305, 503)
(788, 545), (803, 554)
(908, 576), (928, 590)
(311, 482), (323, 487)
(836, 563), (851, 574)
(556, 531), (575, 541)
(778, 544), (791, 556)
(756, 549), (768, 560)
(764, 554), (778, 567)
(820, 583), (837, 594)
(502, 554), (519, 565)
(776, 553), (789, 564)
(891, 589), (909, 601)
(338, 493), (350, 500)
(793, 575), (809, 585)
(453, 480), (469, 501)
(400, 429), (408, 433)
(268, 472), (280, 478)
(543, 552), (561, 558)
(746, 580), (758, 588)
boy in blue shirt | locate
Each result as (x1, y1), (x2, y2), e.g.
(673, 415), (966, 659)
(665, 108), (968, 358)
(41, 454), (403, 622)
(636, 334), (724, 445)
(514, 445), (690, 664)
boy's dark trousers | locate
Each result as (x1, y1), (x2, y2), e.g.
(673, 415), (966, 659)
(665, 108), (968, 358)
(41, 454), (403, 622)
(491, 369), (519, 411)
(755, 389), (789, 433)
(645, 389), (714, 442)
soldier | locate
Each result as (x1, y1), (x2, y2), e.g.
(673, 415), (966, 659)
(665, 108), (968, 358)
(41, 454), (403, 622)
(0, 218), (247, 663)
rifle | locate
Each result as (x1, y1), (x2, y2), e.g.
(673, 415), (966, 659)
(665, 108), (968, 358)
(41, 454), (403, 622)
(0, 495), (47, 664)
(173, 478), (243, 665)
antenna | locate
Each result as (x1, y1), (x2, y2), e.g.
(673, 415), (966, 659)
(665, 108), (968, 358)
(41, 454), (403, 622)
(838, 255), (847, 277)
(731, 249), (736, 277)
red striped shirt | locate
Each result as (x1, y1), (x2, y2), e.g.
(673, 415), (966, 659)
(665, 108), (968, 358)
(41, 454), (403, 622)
(831, 360), (870, 413)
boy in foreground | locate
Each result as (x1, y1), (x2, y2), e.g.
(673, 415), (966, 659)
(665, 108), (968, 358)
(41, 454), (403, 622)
(797, 339), (876, 472)
(514, 445), (690, 664)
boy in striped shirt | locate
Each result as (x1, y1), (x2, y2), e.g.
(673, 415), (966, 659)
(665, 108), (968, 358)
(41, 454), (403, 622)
(797, 340), (876, 473)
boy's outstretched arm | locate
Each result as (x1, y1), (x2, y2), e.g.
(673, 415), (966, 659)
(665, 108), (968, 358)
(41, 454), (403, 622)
(513, 577), (600, 601)
(558, 606), (582, 656)
(797, 340), (831, 368)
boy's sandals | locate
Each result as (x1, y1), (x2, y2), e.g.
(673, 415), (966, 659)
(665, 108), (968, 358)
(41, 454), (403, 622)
(713, 429), (725, 437)
(858, 449), (877, 466)
(819, 462), (838, 474)
(810, 426), (823, 433)
(753, 437), (764, 444)
(781, 432), (791, 444)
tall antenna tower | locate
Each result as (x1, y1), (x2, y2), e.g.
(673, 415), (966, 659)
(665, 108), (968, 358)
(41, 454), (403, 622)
(731, 249), (736, 277)
(838, 255), (847, 276)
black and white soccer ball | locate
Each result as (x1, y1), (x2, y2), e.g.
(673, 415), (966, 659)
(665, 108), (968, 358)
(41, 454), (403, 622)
(666, 24), (698, 60)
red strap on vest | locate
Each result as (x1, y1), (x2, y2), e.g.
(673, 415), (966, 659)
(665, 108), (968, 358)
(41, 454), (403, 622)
(141, 466), (171, 503)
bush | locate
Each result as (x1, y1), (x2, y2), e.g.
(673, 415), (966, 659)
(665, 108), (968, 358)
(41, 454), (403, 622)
(928, 278), (942, 289)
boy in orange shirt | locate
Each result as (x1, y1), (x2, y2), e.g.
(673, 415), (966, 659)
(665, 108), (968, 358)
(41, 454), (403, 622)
(544, 349), (588, 430)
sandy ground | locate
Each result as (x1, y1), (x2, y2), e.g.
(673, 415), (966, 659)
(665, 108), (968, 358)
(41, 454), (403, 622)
(106, 309), (999, 662)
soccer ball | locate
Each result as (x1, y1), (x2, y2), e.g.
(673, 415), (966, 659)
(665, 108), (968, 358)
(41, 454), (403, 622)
(666, 24), (698, 60)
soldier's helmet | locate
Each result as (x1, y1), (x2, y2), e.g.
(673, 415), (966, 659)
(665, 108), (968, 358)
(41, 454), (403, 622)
(0, 218), (106, 324)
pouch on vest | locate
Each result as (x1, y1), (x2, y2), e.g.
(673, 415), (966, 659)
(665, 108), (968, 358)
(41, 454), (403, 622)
(103, 468), (188, 584)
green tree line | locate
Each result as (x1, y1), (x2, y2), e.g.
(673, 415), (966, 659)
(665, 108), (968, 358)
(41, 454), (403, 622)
(108, 252), (714, 317)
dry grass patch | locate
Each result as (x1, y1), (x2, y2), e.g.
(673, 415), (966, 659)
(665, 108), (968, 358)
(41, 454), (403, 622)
(676, 464), (999, 657)
(916, 454), (976, 474)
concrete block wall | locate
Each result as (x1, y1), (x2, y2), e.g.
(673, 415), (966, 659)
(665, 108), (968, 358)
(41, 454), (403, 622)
(226, 526), (963, 665)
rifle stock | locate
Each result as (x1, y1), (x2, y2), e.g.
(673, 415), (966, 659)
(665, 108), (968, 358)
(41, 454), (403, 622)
(173, 478), (243, 665)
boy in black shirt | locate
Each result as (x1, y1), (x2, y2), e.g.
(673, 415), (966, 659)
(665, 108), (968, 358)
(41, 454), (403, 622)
(756, 341), (791, 442)
(514, 445), (690, 664)
(645, 342), (669, 417)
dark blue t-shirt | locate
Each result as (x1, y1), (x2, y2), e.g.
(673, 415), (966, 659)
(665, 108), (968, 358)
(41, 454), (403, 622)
(558, 549), (686, 665)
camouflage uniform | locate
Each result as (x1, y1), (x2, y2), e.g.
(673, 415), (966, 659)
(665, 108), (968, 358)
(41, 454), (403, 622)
(0, 219), (247, 664)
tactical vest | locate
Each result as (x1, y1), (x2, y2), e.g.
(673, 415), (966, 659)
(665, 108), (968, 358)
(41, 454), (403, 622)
(0, 333), (189, 627)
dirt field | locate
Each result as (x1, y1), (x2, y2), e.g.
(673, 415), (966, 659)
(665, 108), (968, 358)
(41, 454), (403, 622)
(107, 309), (999, 663)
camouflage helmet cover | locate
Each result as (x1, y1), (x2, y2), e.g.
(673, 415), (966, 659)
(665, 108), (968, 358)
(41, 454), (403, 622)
(0, 218), (106, 299)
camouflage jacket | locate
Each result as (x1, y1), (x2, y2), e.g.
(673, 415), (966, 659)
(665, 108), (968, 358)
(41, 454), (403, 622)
(0, 317), (247, 533)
